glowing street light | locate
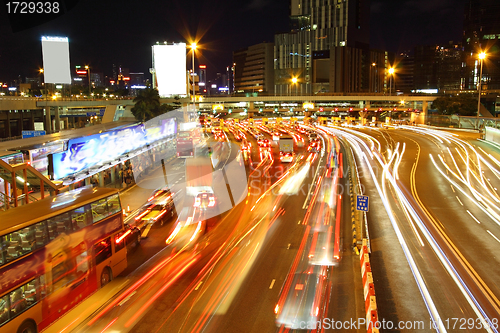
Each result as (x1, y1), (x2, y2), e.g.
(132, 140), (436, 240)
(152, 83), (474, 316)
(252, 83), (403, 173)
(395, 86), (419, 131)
(477, 51), (487, 129)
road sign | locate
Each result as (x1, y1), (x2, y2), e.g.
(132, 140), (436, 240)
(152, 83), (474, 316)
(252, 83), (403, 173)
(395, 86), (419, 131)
(22, 130), (46, 139)
(356, 195), (369, 212)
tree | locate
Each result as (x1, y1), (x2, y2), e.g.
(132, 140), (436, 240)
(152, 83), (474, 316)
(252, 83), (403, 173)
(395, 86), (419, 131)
(131, 88), (161, 122)
(431, 95), (477, 116)
(131, 101), (155, 122)
(133, 88), (160, 109)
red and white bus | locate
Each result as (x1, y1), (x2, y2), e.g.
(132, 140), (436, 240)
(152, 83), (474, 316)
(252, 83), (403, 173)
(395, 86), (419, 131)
(0, 187), (127, 333)
(176, 131), (194, 158)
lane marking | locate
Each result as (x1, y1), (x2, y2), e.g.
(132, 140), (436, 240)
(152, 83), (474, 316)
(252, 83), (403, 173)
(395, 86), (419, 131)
(466, 210), (481, 224)
(269, 279), (276, 289)
(456, 196), (463, 206)
(195, 281), (203, 290)
(487, 230), (500, 244)
(302, 157), (323, 209)
(287, 243), (291, 249)
(450, 185), (455, 193)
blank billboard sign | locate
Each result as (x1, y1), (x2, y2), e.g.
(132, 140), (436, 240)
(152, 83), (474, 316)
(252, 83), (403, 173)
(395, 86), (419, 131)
(153, 43), (187, 97)
(41, 36), (71, 84)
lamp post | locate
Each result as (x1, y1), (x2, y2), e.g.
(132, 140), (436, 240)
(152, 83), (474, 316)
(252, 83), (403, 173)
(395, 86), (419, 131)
(85, 65), (91, 97)
(371, 62), (377, 93)
(191, 43), (197, 112)
(477, 51), (486, 130)
(388, 67), (395, 96)
(292, 77), (298, 96)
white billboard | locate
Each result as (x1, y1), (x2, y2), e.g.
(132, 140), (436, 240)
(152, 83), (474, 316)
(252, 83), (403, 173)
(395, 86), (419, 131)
(153, 43), (187, 97)
(41, 36), (71, 84)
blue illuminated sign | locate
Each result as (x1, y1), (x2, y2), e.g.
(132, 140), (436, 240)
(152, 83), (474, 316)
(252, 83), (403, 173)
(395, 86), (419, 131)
(22, 130), (46, 138)
(356, 195), (369, 212)
(51, 118), (176, 180)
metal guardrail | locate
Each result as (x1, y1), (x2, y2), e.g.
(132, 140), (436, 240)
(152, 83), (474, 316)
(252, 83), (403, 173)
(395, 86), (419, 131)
(426, 115), (499, 130)
(0, 191), (40, 211)
(0, 135), (22, 142)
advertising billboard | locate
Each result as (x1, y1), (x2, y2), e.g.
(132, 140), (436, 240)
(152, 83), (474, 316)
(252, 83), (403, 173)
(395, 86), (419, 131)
(41, 36), (72, 84)
(51, 118), (176, 180)
(153, 43), (187, 97)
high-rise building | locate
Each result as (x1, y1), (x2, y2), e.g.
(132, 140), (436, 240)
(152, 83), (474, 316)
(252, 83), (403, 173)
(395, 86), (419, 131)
(199, 65), (207, 94)
(91, 73), (103, 87)
(463, 0), (500, 90)
(395, 52), (414, 94)
(129, 72), (145, 86)
(233, 42), (274, 94)
(274, 0), (370, 94)
(414, 43), (463, 92)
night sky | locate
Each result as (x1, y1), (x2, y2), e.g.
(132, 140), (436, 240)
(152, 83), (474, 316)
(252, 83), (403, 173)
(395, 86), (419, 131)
(0, 0), (467, 83)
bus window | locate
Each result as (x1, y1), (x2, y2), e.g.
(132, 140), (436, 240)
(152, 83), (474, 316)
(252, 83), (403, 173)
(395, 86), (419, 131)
(0, 295), (9, 325)
(51, 250), (72, 290)
(107, 194), (121, 216)
(1, 221), (47, 264)
(76, 248), (89, 275)
(71, 204), (91, 230)
(46, 213), (72, 240)
(114, 232), (126, 252)
(94, 238), (112, 265)
(34, 221), (49, 250)
(91, 199), (109, 223)
(9, 287), (28, 317)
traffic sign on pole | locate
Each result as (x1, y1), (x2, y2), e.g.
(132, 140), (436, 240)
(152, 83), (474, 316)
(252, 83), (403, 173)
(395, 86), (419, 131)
(356, 195), (369, 212)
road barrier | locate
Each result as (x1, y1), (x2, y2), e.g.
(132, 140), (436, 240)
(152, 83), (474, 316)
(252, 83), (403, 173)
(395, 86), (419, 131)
(360, 240), (379, 333)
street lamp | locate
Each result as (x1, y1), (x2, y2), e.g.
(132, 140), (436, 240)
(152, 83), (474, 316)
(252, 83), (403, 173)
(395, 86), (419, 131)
(371, 63), (377, 93)
(85, 65), (91, 96)
(388, 67), (395, 96)
(477, 51), (487, 129)
(191, 42), (197, 112)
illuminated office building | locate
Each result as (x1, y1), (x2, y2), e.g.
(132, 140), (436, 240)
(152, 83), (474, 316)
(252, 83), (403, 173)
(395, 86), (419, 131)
(274, 0), (370, 94)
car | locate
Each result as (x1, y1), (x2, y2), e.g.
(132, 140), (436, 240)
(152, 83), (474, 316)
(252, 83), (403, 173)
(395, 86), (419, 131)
(308, 142), (320, 153)
(194, 191), (216, 209)
(275, 266), (328, 329)
(148, 186), (172, 202)
(115, 223), (141, 251)
(135, 192), (176, 227)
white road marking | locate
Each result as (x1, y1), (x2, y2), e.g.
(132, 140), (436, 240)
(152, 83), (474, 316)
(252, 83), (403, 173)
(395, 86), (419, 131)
(487, 230), (500, 244)
(466, 210), (481, 224)
(456, 196), (463, 206)
(269, 279), (276, 289)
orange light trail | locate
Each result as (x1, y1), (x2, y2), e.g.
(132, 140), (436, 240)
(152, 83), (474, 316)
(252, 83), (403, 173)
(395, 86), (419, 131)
(124, 255), (199, 328)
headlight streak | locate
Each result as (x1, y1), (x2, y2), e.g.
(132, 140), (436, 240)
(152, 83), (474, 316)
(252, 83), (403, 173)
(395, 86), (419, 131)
(322, 126), (446, 331)
(431, 154), (500, 228)
(436, 154), (500, 218)
(327, 125), (500, 332)
(360, 151), (447, 333)
(383, 156), (498, 333)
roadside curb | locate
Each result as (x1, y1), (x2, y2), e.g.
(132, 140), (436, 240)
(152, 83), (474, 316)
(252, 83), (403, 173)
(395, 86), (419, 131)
(360, 239), (380, 333)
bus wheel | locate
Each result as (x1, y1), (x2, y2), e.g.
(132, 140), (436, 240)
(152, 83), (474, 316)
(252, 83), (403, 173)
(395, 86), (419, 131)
(17, 320), (37, 333)
(101, 267), (112, 287)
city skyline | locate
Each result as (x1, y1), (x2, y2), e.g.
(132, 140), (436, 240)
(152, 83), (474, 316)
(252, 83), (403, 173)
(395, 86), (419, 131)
(1, 0), (466, 83)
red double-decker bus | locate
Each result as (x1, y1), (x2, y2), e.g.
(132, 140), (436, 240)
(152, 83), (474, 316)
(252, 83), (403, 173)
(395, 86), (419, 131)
(0, 187), (127, 333)
(176, 128), (197, 158)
